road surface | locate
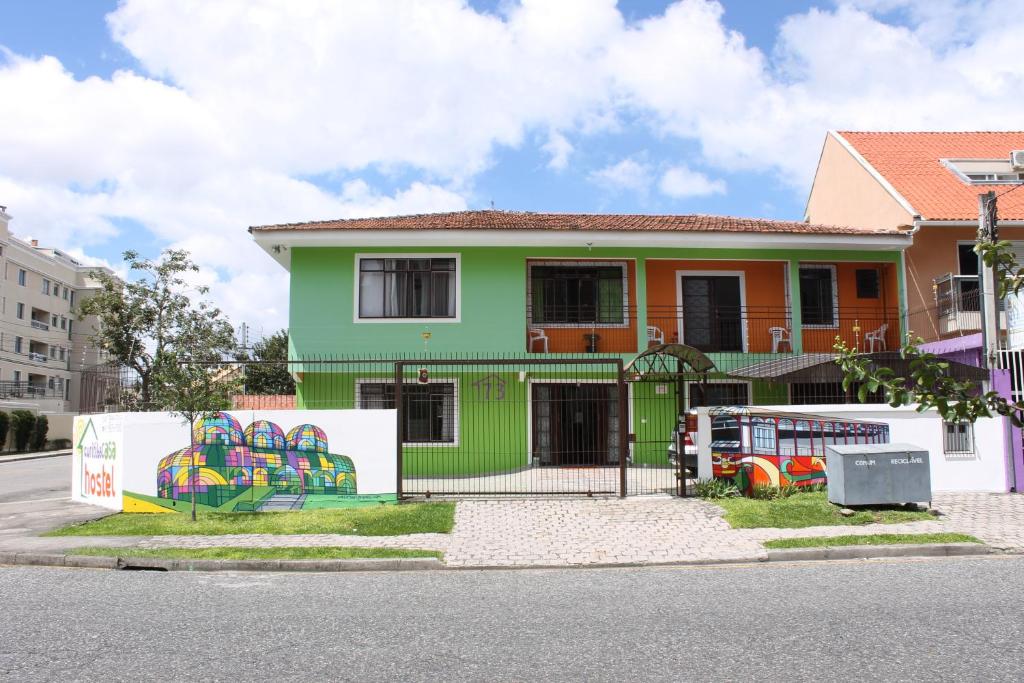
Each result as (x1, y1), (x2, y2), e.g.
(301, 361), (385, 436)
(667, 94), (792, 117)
(0, 556), (1021, 681)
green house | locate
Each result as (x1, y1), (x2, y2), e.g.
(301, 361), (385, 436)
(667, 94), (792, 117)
(251, 210), (910, 485)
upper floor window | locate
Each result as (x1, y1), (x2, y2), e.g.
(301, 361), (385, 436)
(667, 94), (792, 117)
(855, 268), (880, 299)
(14, 337), (22, 354)
(17, 269), (25, 286)
(799, 265), (837, 327)
(63, 288), (69, 301)
(69, 291), (75, 306)
(357, 256), (458, 320)
(42, 278), (50, 295)
(528, 261), (627, 326)
(965, 172), (1024, 184)
(15, 302), (23, 319)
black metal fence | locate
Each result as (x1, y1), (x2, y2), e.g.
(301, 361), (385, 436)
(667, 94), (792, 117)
(76, 349), (994, 497)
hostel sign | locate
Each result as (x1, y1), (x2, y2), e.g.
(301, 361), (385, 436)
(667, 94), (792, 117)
(72, 414), (124, 510)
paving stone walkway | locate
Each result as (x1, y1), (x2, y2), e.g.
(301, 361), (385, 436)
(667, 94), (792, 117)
(6, 492), (1023, 568)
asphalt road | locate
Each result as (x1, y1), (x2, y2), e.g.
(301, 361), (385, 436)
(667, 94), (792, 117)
(0, 454), (109, 543)
(1, 556), (1022, 682)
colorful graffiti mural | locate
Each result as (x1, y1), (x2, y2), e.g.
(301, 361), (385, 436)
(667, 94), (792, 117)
(708, 407), (889, 496)
(154, 412), (357, 510)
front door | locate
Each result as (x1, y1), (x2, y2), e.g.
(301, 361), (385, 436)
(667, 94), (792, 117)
(532, 384), (617, 466)
(680, 276), (743, 352)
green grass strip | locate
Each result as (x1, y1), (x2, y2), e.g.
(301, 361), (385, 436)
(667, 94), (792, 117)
(47, 502), (455, 537)
(763, 532), (981, 549)
(68, 546), (442, 560)
(714, 491), (934, 529)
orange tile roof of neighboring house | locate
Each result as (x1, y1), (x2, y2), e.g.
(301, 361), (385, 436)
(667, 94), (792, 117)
(837, 131), (1024, 222)
(250, 210), (904, 236)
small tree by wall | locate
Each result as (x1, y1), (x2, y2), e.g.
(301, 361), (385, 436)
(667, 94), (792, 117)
(30, 415), (49, 451)
(10, 410), (35, 452)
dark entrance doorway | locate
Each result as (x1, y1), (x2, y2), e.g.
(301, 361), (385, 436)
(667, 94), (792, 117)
(532, 383), (619, 466)
(680, 275), (743, 352)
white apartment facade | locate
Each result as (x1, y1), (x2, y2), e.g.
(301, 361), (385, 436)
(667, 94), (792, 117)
(0, 206), (111, 412)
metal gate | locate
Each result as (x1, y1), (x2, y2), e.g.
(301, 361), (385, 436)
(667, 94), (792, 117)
(396, 357), (628, 497)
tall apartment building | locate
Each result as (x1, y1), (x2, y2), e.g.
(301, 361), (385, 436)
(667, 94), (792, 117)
(0, 206), (112, 412)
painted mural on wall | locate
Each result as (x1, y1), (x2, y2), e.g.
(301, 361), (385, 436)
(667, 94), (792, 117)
(73, 409), (397, 514)
(151, 412), (357, 512)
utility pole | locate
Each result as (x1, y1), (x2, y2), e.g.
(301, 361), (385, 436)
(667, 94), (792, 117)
(978, 191), (1000, 368)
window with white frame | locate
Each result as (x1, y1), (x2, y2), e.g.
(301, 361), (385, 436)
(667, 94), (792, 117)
(15, 302), (23, 319)
(528, 261), (628, 326)
(357, 256), (457, 320)
(14, 337), (22, 353)
(42, 278), (50, 295)
(17, 269), (25, 286)
(356, 380), (458, 444)
(943, 420), (974, 455)
(799, 265), (838, 327)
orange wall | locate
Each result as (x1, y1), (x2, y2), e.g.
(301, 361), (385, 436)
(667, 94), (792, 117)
(527, 259), (638, 353)
(644, 259), (898, 353)
(645, 260), (788, 352)
(904, 226), (1024, 314)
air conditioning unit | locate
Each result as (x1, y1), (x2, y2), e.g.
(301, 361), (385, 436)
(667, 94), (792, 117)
(1011, 150), (1024, 170)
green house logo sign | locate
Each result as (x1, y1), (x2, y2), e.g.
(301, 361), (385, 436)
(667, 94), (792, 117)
(77, 418), (117, 499)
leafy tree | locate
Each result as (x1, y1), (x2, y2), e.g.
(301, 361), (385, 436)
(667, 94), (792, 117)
(158, 360), (239, 521)
(76, 249), (236, 408)
(0, 411), (9, 450)
(837, 239), (1024, 426)
(238, 330), (295, 395)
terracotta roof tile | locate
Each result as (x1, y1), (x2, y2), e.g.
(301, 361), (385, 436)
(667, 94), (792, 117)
(250, 210), (902, 236)
(837, 131), (1024, 221)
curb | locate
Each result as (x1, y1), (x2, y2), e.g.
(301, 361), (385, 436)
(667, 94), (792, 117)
(0, 550), (443, 572)
(0, 449), (71, 464)
(0, 544), (1005, 573)
(765, 542), (994, 563)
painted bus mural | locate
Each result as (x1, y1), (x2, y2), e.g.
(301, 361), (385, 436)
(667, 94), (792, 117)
(709, 407), (890, 495)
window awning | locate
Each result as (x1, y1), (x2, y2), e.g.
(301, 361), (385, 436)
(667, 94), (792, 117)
(729, 352), (990, 383)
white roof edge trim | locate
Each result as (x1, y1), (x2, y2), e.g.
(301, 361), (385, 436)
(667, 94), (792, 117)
(251, 228), (912, 272)
(830, 131), (919, 218)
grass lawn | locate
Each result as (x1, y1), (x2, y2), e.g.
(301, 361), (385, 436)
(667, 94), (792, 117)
(67, 546), (442, 560)
(47, 502), (455, 537)
(763, 532), (981, 549)
(714, 491), (934, 529)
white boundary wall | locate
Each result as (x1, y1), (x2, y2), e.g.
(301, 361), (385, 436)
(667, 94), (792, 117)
(72, 409), (397, 511)
(697, 404), (1010, 493)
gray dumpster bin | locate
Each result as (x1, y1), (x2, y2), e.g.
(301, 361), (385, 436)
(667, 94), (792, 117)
(825, 443), (931, 506)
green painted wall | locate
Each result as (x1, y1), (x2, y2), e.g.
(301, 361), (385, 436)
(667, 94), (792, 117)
(288, 245), (904, 358)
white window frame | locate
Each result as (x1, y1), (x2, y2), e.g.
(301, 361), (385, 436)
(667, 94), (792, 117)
(354, 377), (460, 446)
(41, 278), (50, 295)
(942, 420), (975, 455)
(15, 302), (23, 319)
(674, 269), (749, 352)
(353, 253), (461, 323)
(17, 269), (25, 286)
(798, 264), (839, 330)
(526, 259), (630, 329)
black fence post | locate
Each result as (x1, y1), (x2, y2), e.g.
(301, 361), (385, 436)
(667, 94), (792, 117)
(617, 358), (628, 498)
(394, 360), (404, 500)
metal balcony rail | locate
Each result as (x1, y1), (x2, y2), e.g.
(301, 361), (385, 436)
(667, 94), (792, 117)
(30, 319), (49, 331)
(0, 381), (62, 398)
(28, 352), (48, 363)
(526, 304), (899, 355)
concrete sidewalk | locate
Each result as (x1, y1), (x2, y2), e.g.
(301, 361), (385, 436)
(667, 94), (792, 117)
(0, 448), (71, 464)
(6, 492), (1022, 568)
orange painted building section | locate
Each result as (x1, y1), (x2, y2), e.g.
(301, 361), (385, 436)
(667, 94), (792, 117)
(525, 259), (638, 354)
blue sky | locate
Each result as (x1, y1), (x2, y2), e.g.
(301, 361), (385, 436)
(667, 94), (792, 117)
(0, 0), (1020, 331)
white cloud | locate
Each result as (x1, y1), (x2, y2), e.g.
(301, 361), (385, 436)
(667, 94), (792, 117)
(589, 158), (652, 194)
(658, 165), (726, 198)
(542, 131), (574, 170)
(1, 0), (1022, 332)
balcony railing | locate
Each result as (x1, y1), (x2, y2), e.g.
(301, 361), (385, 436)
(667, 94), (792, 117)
(30, 319), (49, 331)
(930, 273), (1008, 336)
(28, 352), (48, 363)
(526, 304), (899, 354)
(0, 381), (62, 399)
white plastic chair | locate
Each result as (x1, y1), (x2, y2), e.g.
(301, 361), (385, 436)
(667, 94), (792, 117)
(768, 326), (791, 353)
(865, 323), (888, 352)
(646, 325), (665, 345)
(528, 328), (549, 353)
